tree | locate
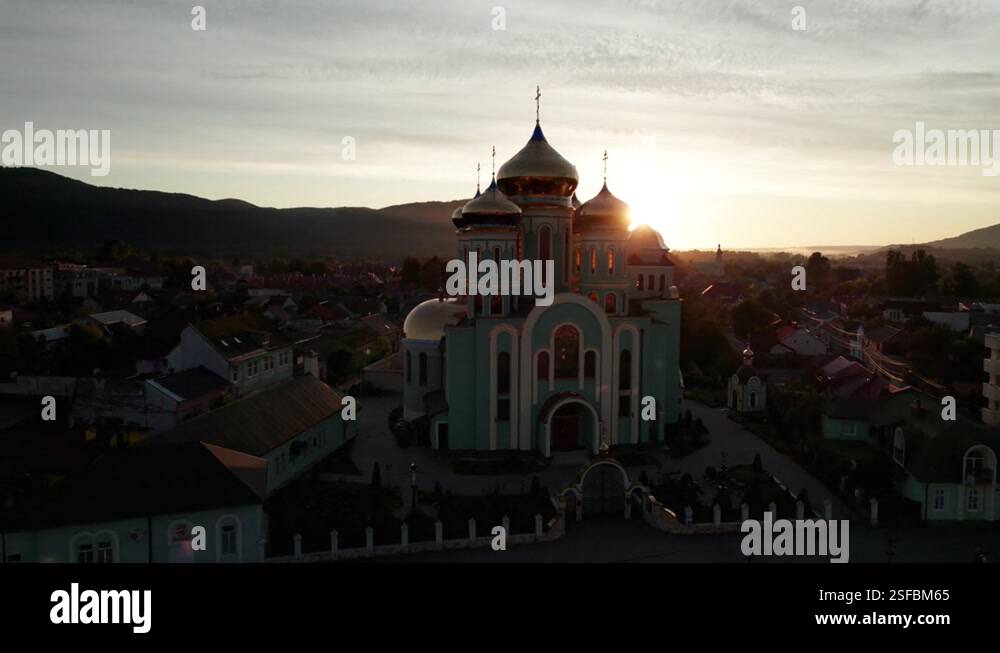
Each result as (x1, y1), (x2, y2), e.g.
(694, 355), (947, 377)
(731, 299), (776, 338)
(420, 257), (445, 291)
(401, 257), (421, 287)
(942, 262), (981, 297)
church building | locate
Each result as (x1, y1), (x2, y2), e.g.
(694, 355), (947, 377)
(401, 101), (682, 456)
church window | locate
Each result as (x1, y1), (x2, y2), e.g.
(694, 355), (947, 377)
(590, 248), (596, 274)
(554, 325), (580, 379)
(608, 247), (615, 275)
(604, 293), (616, 314)
(584, 351), (596, 379)
(619, 350), (632, 390)
(497, 398), (510, 421)
(539, 226), (552, 284)
(618, 396), (631, 417)
(575, 248), (581, 272)
(418, 352), (428, 387)
(537, 351), (550, 379)
(637, 276), (644, 291)
(497, 351), (511, 394)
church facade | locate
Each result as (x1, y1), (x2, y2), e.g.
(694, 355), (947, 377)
(401, 113), (682, 456)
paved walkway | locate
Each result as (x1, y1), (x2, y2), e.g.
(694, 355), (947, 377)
(670, 400), (847, 517)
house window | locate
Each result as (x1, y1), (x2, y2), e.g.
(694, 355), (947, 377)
(230, 367), (238, 383)
(843, 422), (856, 437)
(264, 356), (274, 371)
(933, 489), (946, 512)
(637, 275), (644, 291)
(497, 351), (511, 393)
(604, 293), (616, 314)
(97, 540), (113, 563)
(554, 325), (580, 379)
(967, 487), (981, 512)
(248, 360), (259, 378)
(222, 524), (237, 555)
(77, 543), (94, 564)
(418, 352), (428, 386)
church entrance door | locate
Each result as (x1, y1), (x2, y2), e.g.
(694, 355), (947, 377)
(551, 405), (580, 451)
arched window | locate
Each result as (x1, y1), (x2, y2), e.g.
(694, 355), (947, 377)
(893, 427), (905, 466)
(405, 351), (411, 383)
(637, 275), (644, 291)
(964, 446), (996, 484)
(537, 351), (550, 379)
(584, 351), (596, 378)
(497, 351), (511, 394)
(418, 352), (428, 386)
(659, 275), (666, 291)
(590, 248), (597, 274)
(575, 248), (581, 272)
(554, 325), (580, 379)
(619, 350), (632, 390)
(539, 226), (552, 284)
(648, 274), (655, 289)
(605, 293), (616, 314)
(608, 247), (615, 275)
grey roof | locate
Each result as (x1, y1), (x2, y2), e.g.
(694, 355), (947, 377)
(149, 366), (231, 402)
(152, 375), (344, 456)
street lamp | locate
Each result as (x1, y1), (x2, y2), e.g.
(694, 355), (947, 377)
(410, 462), (417, 509)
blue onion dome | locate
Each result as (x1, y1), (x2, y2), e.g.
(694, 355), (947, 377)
(497, 122), (579, 197)
(456, 177), (522, 228)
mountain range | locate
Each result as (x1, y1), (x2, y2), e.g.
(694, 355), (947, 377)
(2, 167), (999, 260)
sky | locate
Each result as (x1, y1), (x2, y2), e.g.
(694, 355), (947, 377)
(2, 0), (1000, 250)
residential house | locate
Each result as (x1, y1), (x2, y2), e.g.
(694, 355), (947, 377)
(152, 375), (351, 494)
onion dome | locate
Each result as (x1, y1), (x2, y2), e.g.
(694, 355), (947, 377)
(450, 186), (481, 228)
(497, 123), (578, 197)
(403, 297), (466, 341)
(455, 177), (522, 228)
(576, 182), (630, 231)
(628, 224), (667, 250)
(571, 192), (581, 209)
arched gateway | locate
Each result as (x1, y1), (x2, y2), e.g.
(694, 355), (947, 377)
(558, 459), (647, 519)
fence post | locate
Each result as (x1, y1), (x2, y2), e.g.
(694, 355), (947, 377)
(712, 504), (721, 526)
(293, 533), (302, 560)
(401, 523), (409, 550)
(365, 526), (374, 553)
(869, 497), (879, 526)
(684, 505), (693, 525)
(468, 518), (476, 542)
(434, 520), (443, 550)
(330, 529), (338, 562)
(534, 513), (543, 539)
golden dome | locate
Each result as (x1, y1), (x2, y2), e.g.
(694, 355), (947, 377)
(628, 224), (667, 250)
(576, 182), (630, 231)
(497, 123), (578, 197)
(456, 177), (522, 227)
(403, 297), (466, 341)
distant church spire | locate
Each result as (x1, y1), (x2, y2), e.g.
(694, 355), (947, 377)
(491, 145), (496, 179)
(602, 149), (608, 184)
(535, 85), (541, 123)
(476, 162), (481, 194)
